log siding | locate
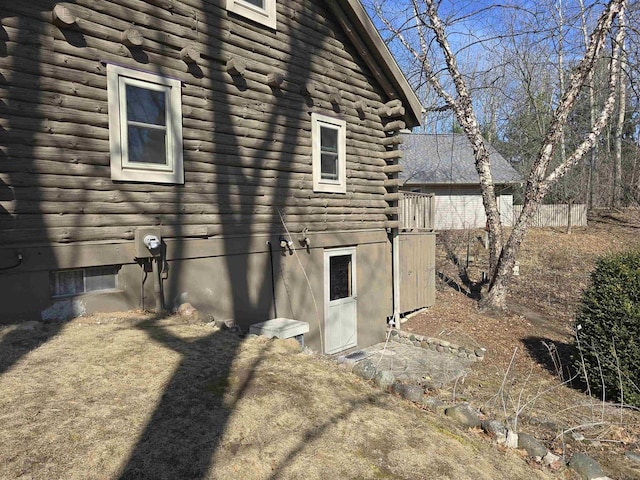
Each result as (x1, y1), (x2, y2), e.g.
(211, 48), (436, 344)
(0, 1), (430, 339)
(1, 0), (408, 247)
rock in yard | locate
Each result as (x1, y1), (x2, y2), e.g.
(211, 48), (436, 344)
(544, 451), (562, 467)
(422, 396), (445, 413)
(374, 370), (396, 390)
(625, 451), (640, 465)
(518, 433), (547, 460)
(41, 299), (86, 322)
(393, 382), (421, 400)
(176, 302), (197, 317)
(400, 384), (424, 403)
(481, 419), (507, 444)
(505, 430), (519, 449)
(337, 356), (358, 372)
(569, 452), (610, 480)
(444, 403), (481, 428)
(352, 359), (376, 380)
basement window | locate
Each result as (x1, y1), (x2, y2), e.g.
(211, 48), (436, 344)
(226, 0), (276, 29)
(107, 64), (184, 184)
(312, 113), (347, 194)
(50, 266), (119, 298)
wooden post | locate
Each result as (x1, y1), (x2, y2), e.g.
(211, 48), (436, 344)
(52, 4), (77, 28)
(329, 89), (341, 105)
(267, 72), (284, 88)
(377, 101), (405, 119)
(299, 81), (316, 96)
(227, 57), (246, 76)
(383, 120), (406, 133)
(121, 28), (144, 48)
(180, 45), (200, 64)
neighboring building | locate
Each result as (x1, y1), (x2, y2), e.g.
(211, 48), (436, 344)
(0, 0), (433, 354)
(400, 133), (522, 230)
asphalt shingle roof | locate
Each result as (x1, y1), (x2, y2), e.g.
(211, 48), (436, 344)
(399, 133), (522, 185)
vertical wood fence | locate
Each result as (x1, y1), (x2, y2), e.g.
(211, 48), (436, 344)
(513, 204), (587, 227)
(399, 192), (435, 231)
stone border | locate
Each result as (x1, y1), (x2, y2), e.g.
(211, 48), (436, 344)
(389, 329), (486, 362)
(336, 347), (613, 480)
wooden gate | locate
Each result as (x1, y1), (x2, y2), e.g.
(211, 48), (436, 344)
(399, 232), (436, 314)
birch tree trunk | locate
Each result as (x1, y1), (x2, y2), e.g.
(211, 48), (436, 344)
(580, 0), (599, 209)
(613, 14), (627, 208)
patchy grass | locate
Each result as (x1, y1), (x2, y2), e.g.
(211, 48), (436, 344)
(404, 210), (640, 479)
(0, 314), (553, 480)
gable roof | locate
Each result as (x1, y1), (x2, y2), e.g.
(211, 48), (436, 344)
(331, 0), (422, 127)
(400, 133), (522, 185)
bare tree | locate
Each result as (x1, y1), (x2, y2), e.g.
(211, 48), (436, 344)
(372, 0), (627, 309)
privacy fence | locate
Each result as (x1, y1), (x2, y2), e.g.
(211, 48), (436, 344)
(513, 204), (587, 228)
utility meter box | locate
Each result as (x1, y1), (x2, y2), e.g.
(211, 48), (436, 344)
(134, 227), (163, 258)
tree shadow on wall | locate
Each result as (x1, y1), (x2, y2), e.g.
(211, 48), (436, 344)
(0, 2), (67, 375)
(119, 1), (327, 479)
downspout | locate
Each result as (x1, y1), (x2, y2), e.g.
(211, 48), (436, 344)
(153, 257), (165, 313)
(392, 228), (400, 327)
(266, 241), (278, 318)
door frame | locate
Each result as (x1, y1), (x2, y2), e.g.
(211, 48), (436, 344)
(323, 246), (357, 354)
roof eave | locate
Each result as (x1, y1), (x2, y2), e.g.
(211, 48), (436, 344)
(336, 0), (422, 128)
(404, 180), (521, 187)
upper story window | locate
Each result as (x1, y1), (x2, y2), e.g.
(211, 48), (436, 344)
(226, 0), (276, 29)
(107, 64), (184, 184)
(312, 113), (347, 194)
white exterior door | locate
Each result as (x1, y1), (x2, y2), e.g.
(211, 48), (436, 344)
(324, 247), (357, 354)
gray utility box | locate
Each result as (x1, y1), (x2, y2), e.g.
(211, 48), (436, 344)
(249, 318), (309, 346)
(134, 227), (162, 259)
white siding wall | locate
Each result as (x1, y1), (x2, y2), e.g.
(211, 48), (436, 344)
(434, 194), (485, 230)
(423, 186), (514, 230)
(498, 194), (514, 227)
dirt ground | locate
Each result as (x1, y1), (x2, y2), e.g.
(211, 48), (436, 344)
(0, 315), (553, 480)
(402, 210), (640, 479)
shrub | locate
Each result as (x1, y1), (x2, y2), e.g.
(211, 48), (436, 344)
(574, 249), (640, 406)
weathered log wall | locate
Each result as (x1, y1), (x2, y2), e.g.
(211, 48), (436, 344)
(1, 0), (406, 247)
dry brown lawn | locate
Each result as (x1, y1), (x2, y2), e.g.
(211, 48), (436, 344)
(1, 314), (552, 480)
(403, 210), (640, 480)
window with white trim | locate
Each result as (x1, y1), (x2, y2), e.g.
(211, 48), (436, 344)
(107, 64), (184, 184)
(226, 0), (276, 29)
(312, 113), (347, 194)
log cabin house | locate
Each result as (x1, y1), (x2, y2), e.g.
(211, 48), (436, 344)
(0, 0), (434, 353)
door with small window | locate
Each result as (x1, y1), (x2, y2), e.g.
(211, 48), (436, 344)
(324, 247), (357, 354)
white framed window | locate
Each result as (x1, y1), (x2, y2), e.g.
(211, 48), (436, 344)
(312, 113), (347, 194)
(107, 64), (184, 184)
(50, 266), (119, 298)
(226, 0), (276, 29)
